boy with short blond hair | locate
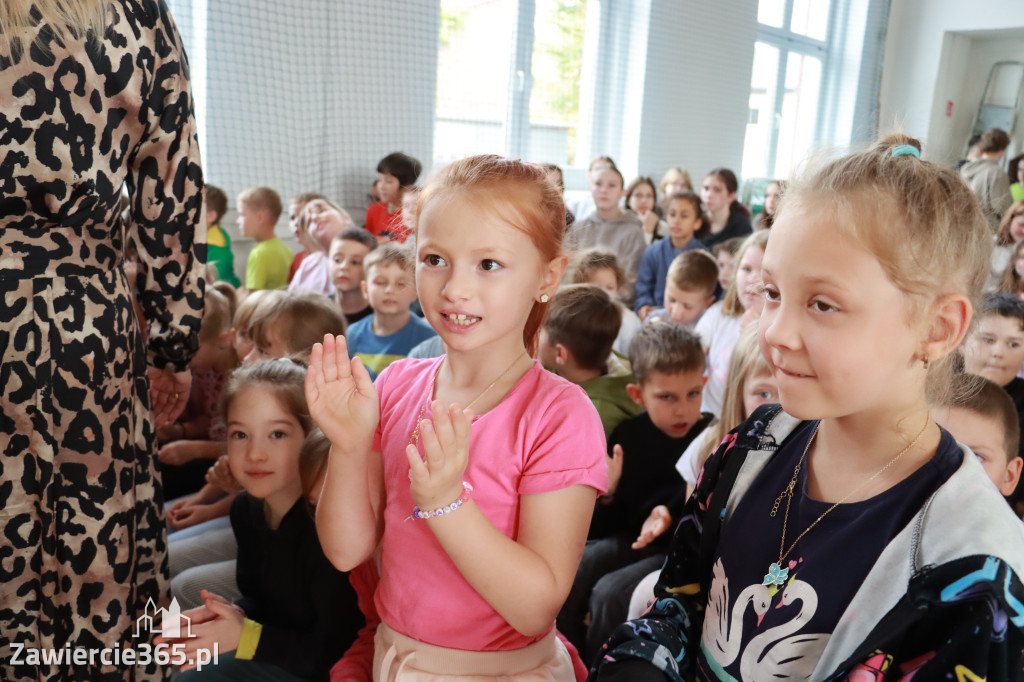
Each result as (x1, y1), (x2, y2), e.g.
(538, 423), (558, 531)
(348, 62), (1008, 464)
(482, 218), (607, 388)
(646, 250), (719, 327)
(237, 186), (291, 291)
(558, 321), (713, 658)
(538, 284), (641, 438)
(345, 244), (436, 374)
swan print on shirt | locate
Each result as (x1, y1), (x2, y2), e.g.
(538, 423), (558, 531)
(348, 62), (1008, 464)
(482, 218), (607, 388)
(699, 559), (829, 682)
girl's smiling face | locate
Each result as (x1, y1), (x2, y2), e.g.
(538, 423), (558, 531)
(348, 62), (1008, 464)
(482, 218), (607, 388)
(227, 387), (305, 514)
(415, 194), (564, 358)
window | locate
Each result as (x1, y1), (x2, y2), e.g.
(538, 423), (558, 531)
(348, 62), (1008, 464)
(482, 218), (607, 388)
(434, 0), (589, 168)
(741, 0), (831, 181)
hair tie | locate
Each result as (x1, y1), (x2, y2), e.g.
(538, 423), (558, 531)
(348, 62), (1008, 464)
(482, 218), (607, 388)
(891, 144), (920, 159)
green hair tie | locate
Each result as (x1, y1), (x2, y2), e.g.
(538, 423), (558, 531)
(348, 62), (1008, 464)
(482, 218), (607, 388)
(891, 144), (920, 158)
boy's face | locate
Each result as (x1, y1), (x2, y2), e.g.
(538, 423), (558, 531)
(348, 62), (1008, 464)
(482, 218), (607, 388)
(963, 314), (1024, 387)
(236, 201), (268, 238)
(627, 369), (706, 439)
(937, 406), (1022, 496)
(665, 198), (702, 245)
(664, 281), (714, 326)
(363, 262), (417, 317)
(591, 168), (624, 211)
(329, 239), (372, 294)
(377, 172), (401, 205)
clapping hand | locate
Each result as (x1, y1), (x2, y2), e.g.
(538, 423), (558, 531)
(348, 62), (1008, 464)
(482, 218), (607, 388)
(406, 401), (473, 513)
(305, 334), (379, 450)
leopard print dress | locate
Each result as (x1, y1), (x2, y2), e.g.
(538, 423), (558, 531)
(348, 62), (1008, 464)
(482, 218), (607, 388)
(0, 1), (204, 679)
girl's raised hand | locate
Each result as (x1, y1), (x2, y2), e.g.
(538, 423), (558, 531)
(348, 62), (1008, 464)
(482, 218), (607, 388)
(406, 401), (473, 511)
(306, 334), (380, 450)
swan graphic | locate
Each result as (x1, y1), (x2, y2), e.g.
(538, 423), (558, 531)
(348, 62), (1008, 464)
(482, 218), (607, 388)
(702, 559), (773, 668)
(739, 577), (829, 681)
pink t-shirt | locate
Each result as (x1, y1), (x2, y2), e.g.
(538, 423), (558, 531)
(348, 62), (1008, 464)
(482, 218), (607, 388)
(372, 357), (607, 651)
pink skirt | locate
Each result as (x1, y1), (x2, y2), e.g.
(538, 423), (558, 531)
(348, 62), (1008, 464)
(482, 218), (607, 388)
(373, 622), (576, 681)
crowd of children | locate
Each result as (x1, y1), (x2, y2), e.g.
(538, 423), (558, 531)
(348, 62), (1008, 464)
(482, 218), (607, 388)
(145, 138), (1024, 681)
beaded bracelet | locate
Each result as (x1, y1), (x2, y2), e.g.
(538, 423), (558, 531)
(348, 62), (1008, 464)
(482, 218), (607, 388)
(408, 482), (474, 521)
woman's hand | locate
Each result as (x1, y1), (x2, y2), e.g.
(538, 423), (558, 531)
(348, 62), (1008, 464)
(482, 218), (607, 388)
(632, 505), (672, 549)
(148, 367), (192, 426)
(406, 401), (473, 511)
(305, 334), (379, 450)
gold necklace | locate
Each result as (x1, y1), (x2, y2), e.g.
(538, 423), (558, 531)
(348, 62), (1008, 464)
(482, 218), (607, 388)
(409, 353), (529, 446)
(762, 417), (931, 588)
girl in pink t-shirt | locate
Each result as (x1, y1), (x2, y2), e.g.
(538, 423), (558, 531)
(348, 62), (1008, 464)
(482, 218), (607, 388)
(308, 155), (608, 681)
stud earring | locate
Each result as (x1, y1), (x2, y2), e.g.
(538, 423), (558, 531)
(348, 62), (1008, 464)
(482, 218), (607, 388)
(920, 354), (929, 370)
(540, 293), (550, 303)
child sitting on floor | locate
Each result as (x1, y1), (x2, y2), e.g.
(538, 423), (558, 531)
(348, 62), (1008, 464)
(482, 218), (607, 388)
(539, 284), (641, 438)
(345, 245), (437, 374)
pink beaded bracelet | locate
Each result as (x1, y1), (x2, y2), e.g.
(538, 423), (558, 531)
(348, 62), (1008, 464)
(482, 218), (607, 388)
(408, 482), (474, 521)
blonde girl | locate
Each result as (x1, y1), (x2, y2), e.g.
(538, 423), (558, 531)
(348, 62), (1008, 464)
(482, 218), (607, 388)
(694, 230), (770, 417)
(676, 322), (778, 493)
(591, 135), (1024, 681)
(164, 360), (364, 681)
(308, 155), (607, 680)
(990, 200), (1024, 291)
(658, 167), (693, 208)
(567, 248), (642, 356)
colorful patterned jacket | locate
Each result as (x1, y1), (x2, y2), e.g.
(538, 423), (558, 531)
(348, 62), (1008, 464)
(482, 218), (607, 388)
(589, 404), (1024, 681)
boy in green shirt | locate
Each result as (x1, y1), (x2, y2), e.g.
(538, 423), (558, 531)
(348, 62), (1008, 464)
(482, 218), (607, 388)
(237, 186), (291, 291)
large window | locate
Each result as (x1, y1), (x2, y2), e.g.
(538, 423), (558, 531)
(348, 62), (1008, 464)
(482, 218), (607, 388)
(742, 0), (831, 181)
(434, 0), (589, 168)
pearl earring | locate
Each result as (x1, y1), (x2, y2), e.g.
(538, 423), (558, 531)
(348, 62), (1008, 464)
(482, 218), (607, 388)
(540, 293), (550, 303)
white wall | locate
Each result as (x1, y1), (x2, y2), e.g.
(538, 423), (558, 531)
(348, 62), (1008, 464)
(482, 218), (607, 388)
(879, 0), (1024, 163)
(634, 0), (758, 183)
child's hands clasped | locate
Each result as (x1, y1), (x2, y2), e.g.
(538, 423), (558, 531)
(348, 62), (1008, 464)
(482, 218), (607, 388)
(306, 334), (380, 450)
(406, 401), (473, 512)
(155, 590), (244, 671)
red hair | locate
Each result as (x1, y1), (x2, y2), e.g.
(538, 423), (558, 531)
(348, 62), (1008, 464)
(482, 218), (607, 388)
(418, 155), (567, 355)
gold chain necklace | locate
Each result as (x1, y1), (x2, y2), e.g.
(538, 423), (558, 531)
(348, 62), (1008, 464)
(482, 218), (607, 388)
(409, 353), (529, 446)
(762, 417), (931, 588)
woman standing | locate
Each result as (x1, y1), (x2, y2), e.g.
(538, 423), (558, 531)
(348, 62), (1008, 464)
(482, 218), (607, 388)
(0, 1), (204, 680)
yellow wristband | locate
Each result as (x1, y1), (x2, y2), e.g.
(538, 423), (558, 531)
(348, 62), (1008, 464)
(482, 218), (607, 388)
(235, 618), (262, 660)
